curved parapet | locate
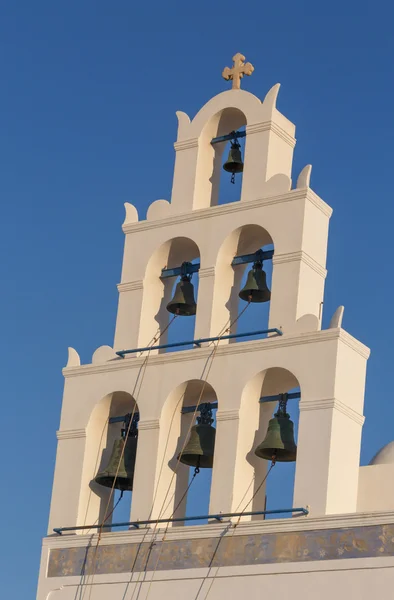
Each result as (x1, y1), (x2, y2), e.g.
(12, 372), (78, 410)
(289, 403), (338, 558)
(329, 306), (344, 329)
(65, 347), (80, 368)
(369, 441), (394, 465)
(296, 164), (312, 189)
(147, 199), (171, 221)
(175, 111), (191, 140)
(123, 202), (139, 226)
(262, 83), (280, 113)
(92, 345), (118, 364)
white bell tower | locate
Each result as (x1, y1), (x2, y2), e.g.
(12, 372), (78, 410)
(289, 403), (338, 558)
(37, 55), (394, 600)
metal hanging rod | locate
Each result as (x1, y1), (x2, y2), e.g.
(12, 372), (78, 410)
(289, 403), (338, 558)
(161, 249), (274, 279)
(116, 328), (282, 358)
(109, 392), (300, 424)
(211, 129), (246, 145)
(53, 506), (308, 534)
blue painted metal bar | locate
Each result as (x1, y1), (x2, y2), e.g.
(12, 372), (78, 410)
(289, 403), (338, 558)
(211, 130), (246, 145)
(109, 415), (130, 424)
(109, 392), (300, 424)
(180, 392), (301, 415)
(161, 250), (274, 279)
(161, 262), (200, 279)
(53, 507), (308, 534)
(232, 249), (274, 265)
(116, 328), (282, 358)
(260, 391), (301, 404)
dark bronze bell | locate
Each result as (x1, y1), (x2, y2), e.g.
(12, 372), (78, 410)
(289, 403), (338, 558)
(94, 431), (137, 492)
(254, 413), (297, 462)
(239, 262), (271, 303)
(178, 424), (216, 468)
(177, 403), (216, 468)
(166, 275), (197, 316)
(223, 140), (244, 175)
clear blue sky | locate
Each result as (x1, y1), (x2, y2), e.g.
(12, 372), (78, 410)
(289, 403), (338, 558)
(1, 2), (394, 597)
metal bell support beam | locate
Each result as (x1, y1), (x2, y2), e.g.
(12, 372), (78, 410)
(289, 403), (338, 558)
(116, 392), (301, 422)
(160, 250), (274, 279)
(210, 129), (246, 145)
(181, 391), (300, 415)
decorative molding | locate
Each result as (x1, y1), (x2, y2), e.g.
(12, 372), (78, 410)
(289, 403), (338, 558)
(47, 521), (394, 577)
(56, 429), (86, 440)
(173, 138), (199, 151)
(117, 280), (144, 293)
(198, 266), (215, 279)
(273, 250), (327, 279)
(306, 188), (333, 218)
(216, 409), (239, 422)
(122, 189), (331, 234)
(43, 509), (394, 550)
(138, 419), (160, 431)
(245, 121), (296, 148)
(339, 328), (371, 359)
(63, 328), (370, 378)
(299, 398), (365, 425)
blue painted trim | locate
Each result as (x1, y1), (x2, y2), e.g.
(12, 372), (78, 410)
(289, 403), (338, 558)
(116, 328), (282, 358)
(53, 507), (308, 534)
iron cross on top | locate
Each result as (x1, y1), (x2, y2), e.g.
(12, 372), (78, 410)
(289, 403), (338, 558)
(222, 53), (254, 90)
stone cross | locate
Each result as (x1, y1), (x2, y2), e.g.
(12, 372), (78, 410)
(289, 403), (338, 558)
(222, 53), (254, 90)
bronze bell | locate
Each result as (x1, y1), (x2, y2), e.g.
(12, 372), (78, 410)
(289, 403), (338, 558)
(239, 261), (271, 303)
(178, 403), (216, 468)
(167, 275), (197, 316)
(223, 139), (244, 176)
(94, 425), (138, 491)
(255, 399), (297, 462)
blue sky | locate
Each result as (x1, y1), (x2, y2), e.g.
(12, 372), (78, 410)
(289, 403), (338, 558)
(1, 2), (394, 597)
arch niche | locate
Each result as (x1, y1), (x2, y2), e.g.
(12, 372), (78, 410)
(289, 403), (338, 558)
(237, 367), (300, 520)
(153, 379), (218, 524)
(139, 236), (200, 351)
(77, 391), (139, 531)
(195, 107), (247, 209)
(211, 223), (273, 339)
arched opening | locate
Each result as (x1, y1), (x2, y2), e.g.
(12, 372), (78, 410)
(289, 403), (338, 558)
(140, 236), (200, 352)
(239, 368), (300, 521)
(212, 224), (274, 344)
(156, 379), (218, 526)
(197, 107), (247, 209)
(78, 391), (139, 531)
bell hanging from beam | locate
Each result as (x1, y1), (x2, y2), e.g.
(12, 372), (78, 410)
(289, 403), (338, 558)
(177, 403), (216, 469)
(93, 416), (138, 492)
(254, 395), (297, 462)
(223, 138), (244, 184)
(166, 265), (197, 316)
(239, 256), (271, 303)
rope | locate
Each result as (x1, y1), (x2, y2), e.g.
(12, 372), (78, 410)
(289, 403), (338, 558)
(83, 300), (251, 600)
(197, 460), (276, 600)
(81, 316), (178, 600)
(140, 302), (252, 600)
